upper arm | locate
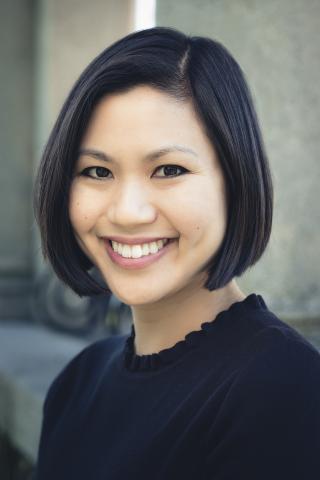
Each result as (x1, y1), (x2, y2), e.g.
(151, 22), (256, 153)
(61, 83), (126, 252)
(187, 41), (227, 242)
(42, 345), (89, 417)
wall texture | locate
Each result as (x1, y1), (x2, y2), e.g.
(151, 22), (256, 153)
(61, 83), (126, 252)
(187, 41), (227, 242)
(0, 0), (34, 317)
(157, 0), (320, 320)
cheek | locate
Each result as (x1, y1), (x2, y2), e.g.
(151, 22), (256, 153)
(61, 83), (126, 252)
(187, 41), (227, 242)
(171, 178), (227, 242)
(69, 184), (101, 233)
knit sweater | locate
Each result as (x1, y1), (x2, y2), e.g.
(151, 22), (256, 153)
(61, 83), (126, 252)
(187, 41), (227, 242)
(34, 294), (320, 479)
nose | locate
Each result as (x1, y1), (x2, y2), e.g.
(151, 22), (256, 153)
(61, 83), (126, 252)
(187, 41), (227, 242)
(107, 181), (157, 227)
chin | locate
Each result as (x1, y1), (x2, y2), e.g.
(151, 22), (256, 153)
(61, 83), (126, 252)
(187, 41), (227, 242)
(109, 283), (168, 307)
(116, 292), (162, 307)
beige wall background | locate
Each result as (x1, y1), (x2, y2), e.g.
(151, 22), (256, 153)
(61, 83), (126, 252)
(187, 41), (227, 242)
(0, 0), (319, 323)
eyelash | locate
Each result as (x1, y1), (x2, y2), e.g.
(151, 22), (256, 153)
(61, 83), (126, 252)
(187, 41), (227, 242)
(79, 164), (189, 180)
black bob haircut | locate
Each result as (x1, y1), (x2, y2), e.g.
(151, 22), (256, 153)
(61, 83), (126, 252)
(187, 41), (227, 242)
(34, 26), (273, 297)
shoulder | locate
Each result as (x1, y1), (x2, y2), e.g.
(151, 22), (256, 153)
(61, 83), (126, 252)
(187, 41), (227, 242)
(222, 323), (320, 420)
(211, 293), (320, 386)
(234, 295), (320, 378)
(210, 295), (320, 414)
(204, 321), (320, 477)
(43, 333), (126, 415)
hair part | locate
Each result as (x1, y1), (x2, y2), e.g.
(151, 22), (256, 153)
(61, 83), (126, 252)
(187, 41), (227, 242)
(34, 26), (273, 297)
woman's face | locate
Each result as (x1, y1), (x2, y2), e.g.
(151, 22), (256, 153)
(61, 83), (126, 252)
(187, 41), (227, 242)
(69, 85), (227, 306)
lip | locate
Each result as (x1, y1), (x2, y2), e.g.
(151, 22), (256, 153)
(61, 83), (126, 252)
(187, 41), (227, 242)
(104, 238), (177, 270)
(104, 236), (174, 245)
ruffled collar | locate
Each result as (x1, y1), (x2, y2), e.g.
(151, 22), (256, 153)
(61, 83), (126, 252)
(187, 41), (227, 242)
(123, 293), (267, 372)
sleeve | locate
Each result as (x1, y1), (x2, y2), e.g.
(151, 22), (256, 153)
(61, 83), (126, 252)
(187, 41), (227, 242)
(203, 336), (320, 480)
(43, 345), (89, 417)
(33, 345), (90, 480)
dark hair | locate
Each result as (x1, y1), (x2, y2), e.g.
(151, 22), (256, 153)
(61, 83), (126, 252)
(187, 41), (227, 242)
(34, 26), (273, 297)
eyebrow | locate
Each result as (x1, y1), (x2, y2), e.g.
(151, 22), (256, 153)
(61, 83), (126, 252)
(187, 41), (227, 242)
(78, 145), (198, 163)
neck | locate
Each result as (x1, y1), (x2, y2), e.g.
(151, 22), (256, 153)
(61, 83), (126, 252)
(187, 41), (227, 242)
(130, 279), (245, 356)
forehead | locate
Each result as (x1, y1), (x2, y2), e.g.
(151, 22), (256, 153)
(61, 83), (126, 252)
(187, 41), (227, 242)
(80, 86), (216, 163)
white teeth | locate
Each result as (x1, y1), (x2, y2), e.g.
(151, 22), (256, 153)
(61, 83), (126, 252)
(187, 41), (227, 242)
(122, 245), (131, 258)
(142, 243), (150, 256)
(149, 241), (158, 254)
(131, 245), (142, 258)
(110, 239), (169, 259)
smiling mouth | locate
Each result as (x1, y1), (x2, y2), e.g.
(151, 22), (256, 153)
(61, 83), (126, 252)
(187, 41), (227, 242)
(108, 238), (176, 259)
(104, 237), (177, 270)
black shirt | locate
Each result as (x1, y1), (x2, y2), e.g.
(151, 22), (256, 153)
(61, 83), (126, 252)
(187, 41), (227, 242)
(35, 294), (320, 479)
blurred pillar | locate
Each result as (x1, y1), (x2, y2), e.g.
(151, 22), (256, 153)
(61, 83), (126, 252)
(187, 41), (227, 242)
(0, 0), (133, 320)
(33, 0), (133, 152)
(0, 0), (34, 318)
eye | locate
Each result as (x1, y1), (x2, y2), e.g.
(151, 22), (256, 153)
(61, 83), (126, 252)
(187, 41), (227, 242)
(153, 164), (189, 178)
(78, 164), (189, 180)
(80, 166), (112, 180)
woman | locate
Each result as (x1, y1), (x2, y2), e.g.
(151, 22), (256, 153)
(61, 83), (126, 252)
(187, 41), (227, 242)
(34, 27), (320, 479)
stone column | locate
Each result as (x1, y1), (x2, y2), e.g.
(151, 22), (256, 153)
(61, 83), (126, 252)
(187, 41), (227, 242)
(0, 0), (133, 320)
(0, 0), (34, 318)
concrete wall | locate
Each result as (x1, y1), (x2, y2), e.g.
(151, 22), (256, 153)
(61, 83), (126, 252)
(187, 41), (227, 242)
(0, 0), (34, 317)
(34, 0), (133, 144)
(157, 0), (320, 320)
